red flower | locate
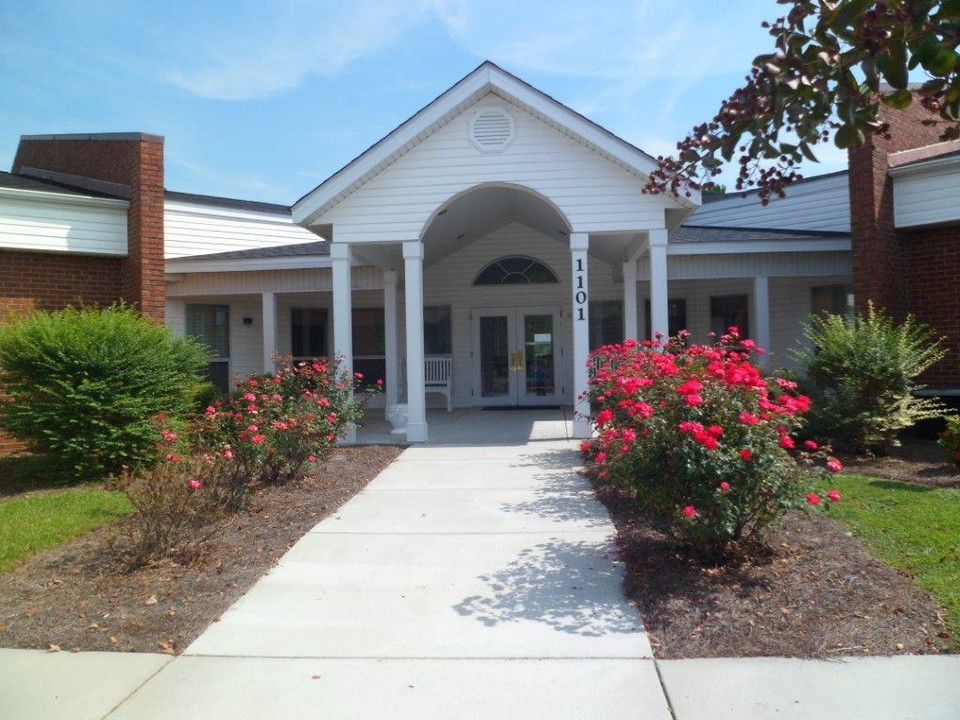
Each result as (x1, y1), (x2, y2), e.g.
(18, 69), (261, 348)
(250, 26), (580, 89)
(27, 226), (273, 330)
(682, 505), (697, 519)
(677, 379), (703, 395)
(739, 448), (752, 461)
(684, 394), (703, 407)
(595, 408), (614, 426)
(707, 425), (724, 437)
(827, 489), (841, 502)
(779, 435), (795, 449)
(738, 411), (760, 425)
(189, 479), (202, 490)
(251, 434), (266, 445)
(806, 492), (821, 505)
(719, 481), (731, 492)
(595, 451), (607, 465)
(804, 440), (819, 451)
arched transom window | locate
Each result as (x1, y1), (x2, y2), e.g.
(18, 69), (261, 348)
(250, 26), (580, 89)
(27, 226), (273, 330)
(473, 256), (558, 285)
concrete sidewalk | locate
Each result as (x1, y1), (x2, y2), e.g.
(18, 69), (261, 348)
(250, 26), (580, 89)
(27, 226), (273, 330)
(3, 439), (959, 719)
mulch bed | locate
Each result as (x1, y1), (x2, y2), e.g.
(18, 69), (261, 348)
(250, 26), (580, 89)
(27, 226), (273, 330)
(591, 438), (955, 659)
(0, 445), (402, 655)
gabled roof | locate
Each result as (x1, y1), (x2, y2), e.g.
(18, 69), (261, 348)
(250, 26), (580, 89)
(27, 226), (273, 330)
(292, 61), (695, 226)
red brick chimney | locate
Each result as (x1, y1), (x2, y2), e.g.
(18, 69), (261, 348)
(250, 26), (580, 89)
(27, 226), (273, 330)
(12, 133), (166, 321)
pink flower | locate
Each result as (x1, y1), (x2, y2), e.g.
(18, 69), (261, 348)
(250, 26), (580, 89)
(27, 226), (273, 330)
(677, 379), (703, 395)
(827, 489), (841, 502)
(719, 481), (731, 492)
(826, 458), (843, 473)
(595, 451), (607, 465)
(684, 394), (703, 407)
(739, 411), (760, 425)
(223, 446), (234, 460)
(165, 453), (183, 463)
(779, 435), (795, 449)
(160, 429), (177, 442)
(189, 479), (202, 490)
(739, 448), (752, 461)
(248, 379), (259, 387)
(806, 492), (821, 505)
(204, 405), (217, 417)
(354, 371), (364, 380)
(307, 454), (318, 463)
(682, 505), (697, 519)
(595, 408), (614, 426)
(247, 424), (259, 433)
(706, 425), (724, 437)
(326, 412), (338, 423)
(678, 421), (704, 434)
(243, 392), (256, 402)
(804, 440), (819, 451)
(251, 434), (266, 445)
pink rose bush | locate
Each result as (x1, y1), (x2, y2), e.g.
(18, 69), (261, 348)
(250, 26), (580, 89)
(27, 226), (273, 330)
(116, 356), (375, 562)
(584, 330), (840, 558)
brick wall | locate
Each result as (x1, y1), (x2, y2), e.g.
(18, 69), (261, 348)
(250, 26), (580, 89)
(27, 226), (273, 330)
(902, 223), (960, 388)
(11, 133), (166, 321)
(848, 101), (945, 319)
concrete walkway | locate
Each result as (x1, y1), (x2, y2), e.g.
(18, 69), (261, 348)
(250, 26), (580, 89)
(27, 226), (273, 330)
(3, 438), (960, 719)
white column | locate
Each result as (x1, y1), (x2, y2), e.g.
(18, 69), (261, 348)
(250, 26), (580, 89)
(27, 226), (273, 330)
(331, 243), (356, 443)
(261, 291), (277, 373)
(383, 269), (399, 414)
(403, 240), (428, 443)
(648, 228), (669, 341)
(622, 259), (638, 341)
(570, 231), (591, 439)
(753, 275), (771, 362)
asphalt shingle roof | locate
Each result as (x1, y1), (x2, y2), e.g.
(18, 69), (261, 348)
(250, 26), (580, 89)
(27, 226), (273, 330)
(0, 171), (125, 199)
(173, 241), (330, 262)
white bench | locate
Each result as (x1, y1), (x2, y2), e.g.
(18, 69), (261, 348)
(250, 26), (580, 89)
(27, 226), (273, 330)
(424, 356), (453, 412)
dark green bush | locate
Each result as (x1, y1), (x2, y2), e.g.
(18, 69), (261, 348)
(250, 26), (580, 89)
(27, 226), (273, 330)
(0, 305), (207, 481)
(792, 303), (947, 454)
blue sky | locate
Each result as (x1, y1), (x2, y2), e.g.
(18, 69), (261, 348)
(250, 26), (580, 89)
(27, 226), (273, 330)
(0, 1), (849, 205)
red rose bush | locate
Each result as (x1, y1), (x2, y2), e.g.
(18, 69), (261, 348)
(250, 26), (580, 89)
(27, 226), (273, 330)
(584, 330), (840, 559)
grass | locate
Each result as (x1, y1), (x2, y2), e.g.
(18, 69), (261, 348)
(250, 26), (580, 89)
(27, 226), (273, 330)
(0, 489), (132, 573)
(816, 473), (960, 649)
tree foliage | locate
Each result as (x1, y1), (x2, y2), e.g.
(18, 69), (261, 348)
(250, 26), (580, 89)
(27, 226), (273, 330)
(645, 0), (960, 202)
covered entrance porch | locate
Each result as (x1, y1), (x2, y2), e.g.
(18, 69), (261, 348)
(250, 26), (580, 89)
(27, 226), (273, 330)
(356, 406), (573, 445)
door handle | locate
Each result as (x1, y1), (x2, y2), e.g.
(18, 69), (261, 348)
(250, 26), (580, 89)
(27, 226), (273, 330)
(509, 350), (524, 372)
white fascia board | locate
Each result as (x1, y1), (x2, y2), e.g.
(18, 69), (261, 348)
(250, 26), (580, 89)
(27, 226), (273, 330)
(888, 153), (960, 178)
(292, 63), (697, 226)
(0, 186), (129, 210)
(164, 200), (302, 225)
(165, 256), (334, 274)
(668, 239), (851, 255)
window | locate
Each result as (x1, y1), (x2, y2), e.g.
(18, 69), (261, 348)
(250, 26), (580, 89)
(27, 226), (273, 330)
(352, 308), (385, 391)
(473, 256), (558, 285)
(424, 306), (452, 355)
(812, 285), (854, 318)
(644, 298), (688, 340)
(589, 300), (623, 350)
(710, 295), (749, 338)
(186, 304), (230, 394)
(291, 307), (327, 359)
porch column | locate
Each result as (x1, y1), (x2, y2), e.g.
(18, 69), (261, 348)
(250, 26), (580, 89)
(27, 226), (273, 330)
(648, 228), (669, 340)
(571, 231), (591, 439)
(383, 269), (399, 414)
(753, 275), (771, 362)
(622, 259), (638, 341)
(331, 243), (356, 443)
(261, 291), (277, 373)
(403, 240), (428, 442)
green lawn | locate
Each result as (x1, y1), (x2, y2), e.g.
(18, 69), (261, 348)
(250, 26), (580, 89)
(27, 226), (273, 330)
(0, 489), (132, 573)
(817, 473), (960, 648)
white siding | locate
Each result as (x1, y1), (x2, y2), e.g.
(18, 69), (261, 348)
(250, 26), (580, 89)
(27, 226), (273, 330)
(165, 201), (320, 259)
(893, 162), (960, 228)
(640, 251), (851, 280)
(165, 267), (382, 297)
(0, 189), (128, 255)
(688, 173), (850, 232)
(319, 94), (673, 243)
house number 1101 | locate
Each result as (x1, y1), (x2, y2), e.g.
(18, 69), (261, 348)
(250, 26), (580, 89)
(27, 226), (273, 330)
(574, 257), (587, 321)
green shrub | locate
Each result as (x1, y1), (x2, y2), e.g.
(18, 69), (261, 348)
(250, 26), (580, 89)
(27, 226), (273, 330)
(792, 303), (947, 454)
(0, 304), (207, 481)
(585, 330), (842, 561)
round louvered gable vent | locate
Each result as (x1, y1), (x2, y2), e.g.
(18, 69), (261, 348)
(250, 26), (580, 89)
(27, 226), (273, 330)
(469, 107), (516, 152)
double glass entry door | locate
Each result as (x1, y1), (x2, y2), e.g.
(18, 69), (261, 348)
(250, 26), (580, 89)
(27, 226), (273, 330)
(474, 306), (561, 406)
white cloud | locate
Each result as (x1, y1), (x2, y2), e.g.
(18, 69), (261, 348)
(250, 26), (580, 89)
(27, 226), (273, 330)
(166, 0), (434, 100)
